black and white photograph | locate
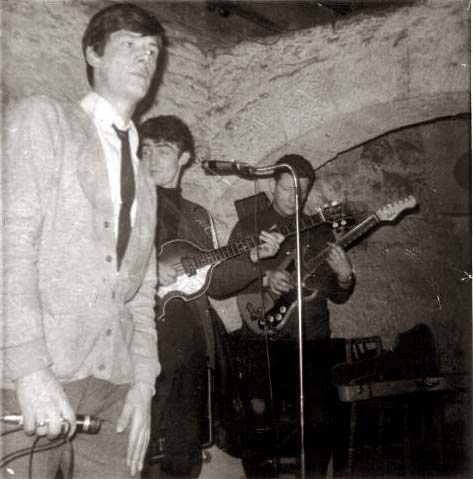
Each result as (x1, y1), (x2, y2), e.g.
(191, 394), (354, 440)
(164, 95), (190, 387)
(1, 1), (471, 479)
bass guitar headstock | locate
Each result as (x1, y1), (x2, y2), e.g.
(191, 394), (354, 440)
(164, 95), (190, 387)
(376, 195), (417, 222)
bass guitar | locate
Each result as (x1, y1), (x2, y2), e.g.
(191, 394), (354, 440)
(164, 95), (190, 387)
(237, 196), (417, 336)
(156, 202), (347, 320)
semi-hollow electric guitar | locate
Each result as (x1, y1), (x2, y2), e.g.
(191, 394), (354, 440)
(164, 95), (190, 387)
(156, 202), (347, 320)
(237, 196), (417, 336)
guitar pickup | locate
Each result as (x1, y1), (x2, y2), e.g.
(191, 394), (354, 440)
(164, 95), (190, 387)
(181, 256), (197, 277)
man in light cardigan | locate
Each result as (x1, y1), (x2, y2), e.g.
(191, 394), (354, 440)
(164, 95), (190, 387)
(3, 4), (165, 477)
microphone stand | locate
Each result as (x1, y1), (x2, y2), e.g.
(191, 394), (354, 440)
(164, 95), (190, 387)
(249, 163), (306, 479)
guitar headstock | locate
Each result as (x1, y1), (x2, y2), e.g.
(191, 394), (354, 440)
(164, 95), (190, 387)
(319, 201), (354, 229)
(376, 195), (417, 222)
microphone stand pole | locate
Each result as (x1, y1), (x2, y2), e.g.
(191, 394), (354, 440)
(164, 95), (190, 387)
(290, 164), (306, 479)
(250, 163), (306, 478)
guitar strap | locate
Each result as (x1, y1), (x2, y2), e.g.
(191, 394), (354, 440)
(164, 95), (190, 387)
(208, 213), (219, 249)
(188, 206), (216, 248)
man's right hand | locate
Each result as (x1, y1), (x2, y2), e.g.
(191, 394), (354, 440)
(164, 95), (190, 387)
(15, 368), (76, 439)
(158, 261), (178, 286)
(265, 269), (293, 296)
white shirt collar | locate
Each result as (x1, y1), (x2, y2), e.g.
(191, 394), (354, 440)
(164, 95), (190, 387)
(80, 92), (134, 133)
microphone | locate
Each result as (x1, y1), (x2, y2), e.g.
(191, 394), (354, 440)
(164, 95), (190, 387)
(201, 160), (255, 176)
(202, 160), (292, 178)
(1, 414), (102, 434)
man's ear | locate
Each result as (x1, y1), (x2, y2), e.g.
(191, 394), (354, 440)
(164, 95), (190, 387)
(85, 46), (101, 68)
(178, 151), (191, 168)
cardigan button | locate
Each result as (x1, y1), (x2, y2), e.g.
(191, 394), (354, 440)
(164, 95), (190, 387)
(105, 255), (112, 262)
(104, 221), (111, 228)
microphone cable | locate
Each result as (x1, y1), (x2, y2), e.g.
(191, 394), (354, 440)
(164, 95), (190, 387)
(0, 420), (74, 479)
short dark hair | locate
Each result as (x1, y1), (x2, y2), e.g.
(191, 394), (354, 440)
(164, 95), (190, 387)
(82, 3), (165, 86)
(139, 115), (195, 160)
(275, 154), (316, 188)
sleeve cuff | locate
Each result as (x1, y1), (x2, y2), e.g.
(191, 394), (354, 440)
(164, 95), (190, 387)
(337, 270), (355, 285)
(4, 339), (52, 382)
(133, 360), (161, 396)
(131, 381), (156, 398)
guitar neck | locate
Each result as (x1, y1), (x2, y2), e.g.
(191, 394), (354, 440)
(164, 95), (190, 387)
(337, 213), (380, 249)
(305, 213), (380, 273)
(193, 236), (259, 268)
(276, 210), (330, 237)
(191, 209), (328, 269)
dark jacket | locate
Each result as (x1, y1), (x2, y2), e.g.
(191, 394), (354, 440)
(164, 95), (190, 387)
(213, 205), (354, 341)
(155, 188), (250, 457)
(156, 187), (262, 364)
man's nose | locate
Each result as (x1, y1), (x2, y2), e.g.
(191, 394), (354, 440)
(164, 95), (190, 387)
(136, 48), (154, 65)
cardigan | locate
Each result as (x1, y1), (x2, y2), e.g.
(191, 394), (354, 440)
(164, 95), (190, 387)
(3, 95), (160, 391)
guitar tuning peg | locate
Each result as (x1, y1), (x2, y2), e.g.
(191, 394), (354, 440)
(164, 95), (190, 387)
(331, 200), (338, 206)
(332, 222), (339, 228)
(341, 219), (347, 226)
(323, 203), (328, 208)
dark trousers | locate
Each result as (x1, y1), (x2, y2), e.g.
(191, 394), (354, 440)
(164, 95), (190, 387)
(237, 335), (334, 477)
(150, 302), (208, 478)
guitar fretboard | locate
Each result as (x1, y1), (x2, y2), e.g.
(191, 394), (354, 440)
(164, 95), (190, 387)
(191, 236), (259, 268)
(303, 214), (380, 274)
(185, 208), (331, 271)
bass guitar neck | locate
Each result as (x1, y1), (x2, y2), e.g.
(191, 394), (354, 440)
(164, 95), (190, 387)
(156, 202), (346, 320)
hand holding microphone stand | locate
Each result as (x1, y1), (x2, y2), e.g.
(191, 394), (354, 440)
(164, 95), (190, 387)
(202, 159), (308, 479)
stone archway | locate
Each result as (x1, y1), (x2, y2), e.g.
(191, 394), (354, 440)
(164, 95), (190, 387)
(196, 0), (469, 236)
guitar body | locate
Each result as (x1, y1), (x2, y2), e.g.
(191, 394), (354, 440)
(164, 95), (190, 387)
(237, 196), (418, 335)
(237, 285), (319, 336)
(157, 239), (218, 320)
(155, 202), (345, 322)
(236, 244), (322, 336)
(154, 201), (355, 323)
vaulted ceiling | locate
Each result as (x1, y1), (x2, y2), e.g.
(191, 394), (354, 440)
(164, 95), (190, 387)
(203, 0), (415, 38)
(123, 0), (417, 50)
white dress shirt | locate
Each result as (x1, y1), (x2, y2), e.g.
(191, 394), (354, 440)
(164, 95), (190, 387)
(80, 92), (139, 238)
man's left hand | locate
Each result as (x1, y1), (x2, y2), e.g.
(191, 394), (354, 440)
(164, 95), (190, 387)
(326, 244), (353, 283)
(116, 383), (153, 476)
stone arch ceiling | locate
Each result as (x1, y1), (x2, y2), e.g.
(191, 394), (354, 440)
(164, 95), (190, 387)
(71, 1), (469, 178)
(206, 0), (469, 175)
(3, 1), (468, 219)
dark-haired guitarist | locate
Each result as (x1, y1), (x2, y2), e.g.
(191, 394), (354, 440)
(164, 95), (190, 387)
(214, 154), (356, 478)
(139, 115), (283, 478)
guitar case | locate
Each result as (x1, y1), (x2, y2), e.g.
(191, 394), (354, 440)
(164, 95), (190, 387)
(332, 323), (438, 385)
